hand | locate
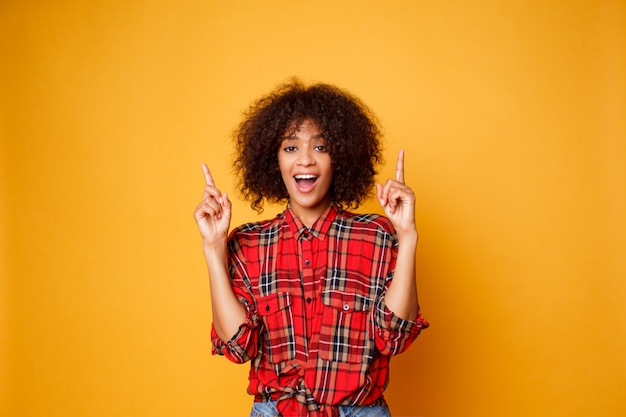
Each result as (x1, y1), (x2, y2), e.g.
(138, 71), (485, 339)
(193, 163), (232, 245)
(376, 149), (417, 237)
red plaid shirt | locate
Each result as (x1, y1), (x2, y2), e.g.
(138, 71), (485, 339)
(212, 204), (428, 417)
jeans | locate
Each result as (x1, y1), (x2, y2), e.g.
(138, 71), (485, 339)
(249, 400), (392, 417)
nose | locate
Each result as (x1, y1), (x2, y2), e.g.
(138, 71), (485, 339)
(296, 146), (315, 166)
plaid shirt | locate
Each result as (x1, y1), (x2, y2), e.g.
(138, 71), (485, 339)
(212, 204), (428, 417)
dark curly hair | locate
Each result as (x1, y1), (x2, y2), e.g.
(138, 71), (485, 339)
(233, 78), (383, 212)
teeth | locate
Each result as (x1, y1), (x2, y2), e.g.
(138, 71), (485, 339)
(295, 174), (317, 180)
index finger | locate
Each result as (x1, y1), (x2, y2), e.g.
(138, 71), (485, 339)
(395, 149), (405, 183)
(201, 163), (215, 186)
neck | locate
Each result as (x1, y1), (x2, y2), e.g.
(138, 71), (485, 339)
(290, 202), (332, 228)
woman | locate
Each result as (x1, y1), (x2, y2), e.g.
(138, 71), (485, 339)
(194, 79), (428, 417)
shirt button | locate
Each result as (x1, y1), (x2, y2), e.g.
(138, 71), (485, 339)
(265, 305), (270, 312)
(306, 297), (312, 304)
(304, 259), (310, 266)
(343, 303), (350, 311)
(303, 232), (310, 239)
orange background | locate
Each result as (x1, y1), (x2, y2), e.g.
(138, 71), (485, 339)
(1, 1), (625, 416)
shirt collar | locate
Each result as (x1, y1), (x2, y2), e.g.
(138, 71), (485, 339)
(284, 203), (338, 241)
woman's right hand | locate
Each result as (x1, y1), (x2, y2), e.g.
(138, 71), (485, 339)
(193, 163), (232, 246)
(194, 164), (245, 342)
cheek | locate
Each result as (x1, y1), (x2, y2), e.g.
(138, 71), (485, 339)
(278, 158), (289, 172)
(277, 155), (288, 174)
(322, 157), (333, 175)
(278, 166), (293, 187)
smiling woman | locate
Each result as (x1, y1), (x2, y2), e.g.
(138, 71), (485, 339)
(278, 119), (333, 226)
(193, 79), (428, 417)
(4, 2), (624, 416)
(232, 79), (383, 213)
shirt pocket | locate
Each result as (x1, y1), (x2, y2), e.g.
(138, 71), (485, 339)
(319, 291), (373, 363)
(257, 292), (296, 364)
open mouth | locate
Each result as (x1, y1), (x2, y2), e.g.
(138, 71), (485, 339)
(294, 174), (318, 188)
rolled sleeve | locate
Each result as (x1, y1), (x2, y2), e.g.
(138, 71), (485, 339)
(211, 300), (260, 363)
(210, 230), (262, 364)
(374, 293), (429, 356)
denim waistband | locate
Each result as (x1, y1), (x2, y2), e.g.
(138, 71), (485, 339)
(250, 398), (390, 417)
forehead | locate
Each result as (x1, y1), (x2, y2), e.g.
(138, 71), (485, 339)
(283, 119), (323, 138)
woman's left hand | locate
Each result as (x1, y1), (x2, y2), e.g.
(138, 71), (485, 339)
(376, 149), (418, 238)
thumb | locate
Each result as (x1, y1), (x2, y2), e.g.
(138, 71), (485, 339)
(221, 192), (232, 214)
(376, 184), (386, 206)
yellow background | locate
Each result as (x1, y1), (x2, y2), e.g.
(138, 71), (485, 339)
(2, 1), (625, 416)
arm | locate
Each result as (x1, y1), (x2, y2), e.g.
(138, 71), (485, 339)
(194, 163), (246, 341)
(376, 150), (420, 320)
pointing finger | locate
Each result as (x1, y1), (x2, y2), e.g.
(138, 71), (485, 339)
(396, 149), (405, 184)
(202, 163), (215, 186)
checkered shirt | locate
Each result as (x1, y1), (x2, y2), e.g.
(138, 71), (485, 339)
(212, 204), (428, 417)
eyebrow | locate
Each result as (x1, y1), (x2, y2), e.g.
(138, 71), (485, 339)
(282, 133), (325, 140)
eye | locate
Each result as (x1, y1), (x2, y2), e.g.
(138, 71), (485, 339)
(283, 145), (297, 152)
(315, 145), (328, 152)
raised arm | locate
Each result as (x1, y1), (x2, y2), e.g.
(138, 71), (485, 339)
(194, 163), (246, 341)
(376, 150), (420, 320)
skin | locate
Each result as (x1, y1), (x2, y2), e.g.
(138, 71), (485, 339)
(375, 148), (420, 321)
(194, 120), (419, 341)
(278, 120), (333, 227)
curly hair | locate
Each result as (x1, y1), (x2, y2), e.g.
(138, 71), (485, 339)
(233, 78), (383, 212)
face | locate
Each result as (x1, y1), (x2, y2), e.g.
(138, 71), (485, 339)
(278, 119), (333, 226)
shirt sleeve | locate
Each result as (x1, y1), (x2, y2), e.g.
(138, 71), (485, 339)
(373, 292), (429, 356)
(210, 232), (261, 364)
(372, 219), (429, 356)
